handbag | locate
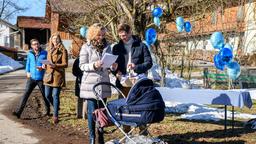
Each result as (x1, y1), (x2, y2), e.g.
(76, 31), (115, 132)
(93, 108), (112, 128)
(43, 72), (53, 83)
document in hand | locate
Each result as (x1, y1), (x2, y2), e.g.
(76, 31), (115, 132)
(101, 53), (118, 69)
(41, 60), (53, 65)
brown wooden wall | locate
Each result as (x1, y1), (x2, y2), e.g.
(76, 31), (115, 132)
(49, 12), (84, 57)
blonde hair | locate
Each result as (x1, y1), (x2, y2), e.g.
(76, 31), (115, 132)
(49, 33), (63, 48)
(86, 23), (106, 42)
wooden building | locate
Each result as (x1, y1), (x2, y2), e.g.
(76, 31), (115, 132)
(45, 0), (85, 57)
(17, 16), (50, 50)
(17, 0), (85, 56)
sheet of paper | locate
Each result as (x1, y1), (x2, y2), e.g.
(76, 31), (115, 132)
(101, 53), (118, 69)
(41, 60), (53, 65)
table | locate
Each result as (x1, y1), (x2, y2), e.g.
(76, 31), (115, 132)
(246, 89), (256, 100)
(156, 87), (253, 131)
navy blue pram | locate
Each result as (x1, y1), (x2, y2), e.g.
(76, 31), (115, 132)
(93, 78), (165, 143)
(107, 78), (165, 125)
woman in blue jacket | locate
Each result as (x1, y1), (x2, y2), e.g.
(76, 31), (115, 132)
(13, 39), (50, 119)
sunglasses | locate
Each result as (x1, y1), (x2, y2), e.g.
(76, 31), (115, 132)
(31, 43), (39, 46)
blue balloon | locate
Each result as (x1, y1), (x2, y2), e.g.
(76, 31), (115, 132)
(227, 61), (241, 80)
(145, 28), (157, 45)
(210, 32), (224, 49)
(177, 25), (183, 32)
(184, 21), (192, 32)
(80, 26), (87, 38)
(153, 17), (161, 27)
(214, 54), (225, 71)
(152, 7), (163, 17)
(176, 16), (184, 27)
(219, 48), (233, 64)
(224, 43), (233, 51)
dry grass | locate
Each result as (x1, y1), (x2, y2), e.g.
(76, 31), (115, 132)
(58, 81), (256, 143)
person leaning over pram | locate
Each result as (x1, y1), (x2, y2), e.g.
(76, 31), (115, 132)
(111, 23), (153, 134)
(79, 23), (113, 144)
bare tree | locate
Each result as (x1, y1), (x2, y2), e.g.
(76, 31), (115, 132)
(51, 0), (251, 86)
(0, 0), (28, 21)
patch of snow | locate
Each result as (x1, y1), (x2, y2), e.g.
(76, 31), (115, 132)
(148, 64), (161, 81)
(165, 102), (256, 121)
(0, 53), (24, 74)
(149, 67), (203, 89)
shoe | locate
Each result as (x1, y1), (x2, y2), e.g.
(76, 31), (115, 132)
(45, 109), (52, 117)
(12, 111), (21, 119)
(44, 112), (52, 117)
(46, 107), (51, 116)
(53, 117), (59, 124)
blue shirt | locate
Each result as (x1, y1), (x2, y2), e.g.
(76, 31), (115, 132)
(26, 49), (47, 80)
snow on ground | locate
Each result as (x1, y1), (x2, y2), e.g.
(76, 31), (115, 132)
(0, 53), (24, 74)
(164, 94), (256, 121)
(150, 67), (255, 121)
(148, 65), (204, 89)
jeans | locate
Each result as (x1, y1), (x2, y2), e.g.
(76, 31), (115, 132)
(45, 85), (61, 117)
(87, 99), (105, 144)
(16, 78), (50, 115)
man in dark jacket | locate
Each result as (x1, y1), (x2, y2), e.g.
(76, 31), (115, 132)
(112, 23), (153, 95)
(12, 39), (50, 118)
(112, 23), (153, 134)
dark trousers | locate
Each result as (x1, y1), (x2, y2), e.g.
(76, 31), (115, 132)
(16, 78), (50, 116)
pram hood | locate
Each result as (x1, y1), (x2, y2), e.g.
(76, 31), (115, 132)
(126, 78), (164, 106)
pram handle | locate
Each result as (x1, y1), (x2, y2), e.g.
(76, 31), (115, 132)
(92, 82), (126, 99)
(92, 82), (124, 127)
(92, 82), (137, 144)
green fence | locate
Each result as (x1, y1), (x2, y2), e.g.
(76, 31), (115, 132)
(204, 70), (256, 89)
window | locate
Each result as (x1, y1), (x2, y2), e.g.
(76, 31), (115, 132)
(203, 40), (208, 50)
(4, 36), (9, 47)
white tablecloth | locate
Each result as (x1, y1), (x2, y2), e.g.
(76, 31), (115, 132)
(247, 90), (256, 100)
(156, 87), (253, 108)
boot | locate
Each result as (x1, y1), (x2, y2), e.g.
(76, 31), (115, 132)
(53, 116), (59, 124)
(12, 111), (21, 119)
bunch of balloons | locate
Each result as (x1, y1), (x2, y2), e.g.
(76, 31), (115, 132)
(145, 7), (164, 46)
(80, 26), (87, 38)
(176, 16), (192, 33)
(152, 7), (163, 27)
(210, 32), (241, 80)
